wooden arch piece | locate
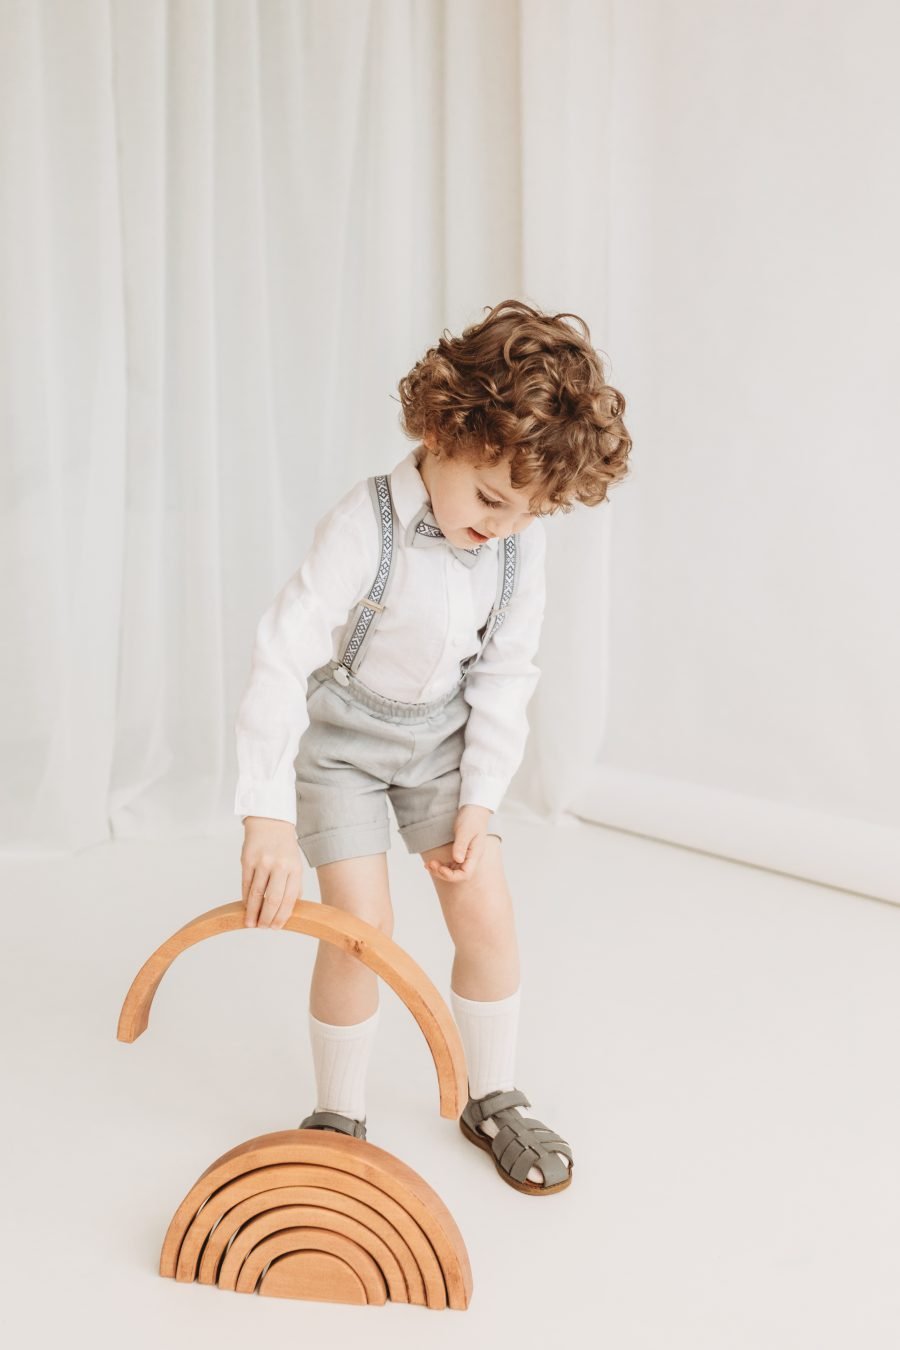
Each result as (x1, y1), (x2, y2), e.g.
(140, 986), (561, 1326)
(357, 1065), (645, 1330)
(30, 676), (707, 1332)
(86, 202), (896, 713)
(243, 1229), (388, 1303)
(194, 1182), (428, 1303)
(261, 1249), (367, 1304)
(188, 1167), (435, 1304)
(218, 1205), (406, 1299)
(161, 1129), (473, 1310)
(117, 900), (467, 1119)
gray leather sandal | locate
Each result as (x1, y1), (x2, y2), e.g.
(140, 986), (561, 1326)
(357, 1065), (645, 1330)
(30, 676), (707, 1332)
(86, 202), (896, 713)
(298, 1109), (367, 1140)
(459, 1088), (573, 1195)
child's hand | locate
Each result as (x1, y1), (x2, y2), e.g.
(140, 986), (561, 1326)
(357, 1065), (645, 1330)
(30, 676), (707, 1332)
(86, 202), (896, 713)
(423, 805), (492, 884)
(241, 816), (305, 929)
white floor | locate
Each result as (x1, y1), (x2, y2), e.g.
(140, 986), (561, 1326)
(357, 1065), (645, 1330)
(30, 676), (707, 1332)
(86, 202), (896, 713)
(4, 813), (900, 1349)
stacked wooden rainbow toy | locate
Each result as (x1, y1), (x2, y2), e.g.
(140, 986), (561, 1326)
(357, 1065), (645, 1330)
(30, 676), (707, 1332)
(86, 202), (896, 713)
(117, 901), (473, 1310)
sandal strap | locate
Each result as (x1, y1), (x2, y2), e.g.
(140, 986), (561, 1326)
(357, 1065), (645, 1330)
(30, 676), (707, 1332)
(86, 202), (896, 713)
(466, 1087), (531, 1125)
(298, 1110), (367, 1139)
(490, 1120), (572, 1186)
(516, 1121), (574, 1161)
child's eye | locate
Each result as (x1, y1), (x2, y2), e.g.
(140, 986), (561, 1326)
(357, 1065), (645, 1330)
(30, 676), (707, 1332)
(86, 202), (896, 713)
(476, 489), (503, 509)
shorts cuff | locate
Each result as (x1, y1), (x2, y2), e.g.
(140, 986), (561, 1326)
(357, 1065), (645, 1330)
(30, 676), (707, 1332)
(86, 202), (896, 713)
(298, 819), (391, 868)
(399, 809), (473, 855)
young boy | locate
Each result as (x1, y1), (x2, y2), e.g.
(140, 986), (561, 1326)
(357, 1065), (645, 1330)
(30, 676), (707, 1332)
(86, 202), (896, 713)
(235, 299), (631, 1195)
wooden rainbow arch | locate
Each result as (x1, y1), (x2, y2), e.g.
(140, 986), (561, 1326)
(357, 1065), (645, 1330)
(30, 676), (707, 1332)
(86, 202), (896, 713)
(161, 1129), (472, 1308)
(118, 899), (468, 1118)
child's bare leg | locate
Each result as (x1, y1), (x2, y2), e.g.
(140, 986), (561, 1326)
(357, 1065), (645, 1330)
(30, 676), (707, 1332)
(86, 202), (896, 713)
(422, 836), (520, 999)
(309, 852), (394, 1023)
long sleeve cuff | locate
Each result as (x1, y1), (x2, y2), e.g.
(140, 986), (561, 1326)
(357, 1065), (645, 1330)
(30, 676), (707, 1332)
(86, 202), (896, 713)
(458, 773), (509, 813)
(234, 779), (297, 826)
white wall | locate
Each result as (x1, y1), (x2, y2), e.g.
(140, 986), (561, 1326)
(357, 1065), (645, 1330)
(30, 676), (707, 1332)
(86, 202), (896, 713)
(571, 0), (900, 901)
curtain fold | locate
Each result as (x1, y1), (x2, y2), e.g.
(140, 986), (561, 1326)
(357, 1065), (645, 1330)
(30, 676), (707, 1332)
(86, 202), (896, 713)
(3, 0), (575, 852)
(2, 0), (127, 849)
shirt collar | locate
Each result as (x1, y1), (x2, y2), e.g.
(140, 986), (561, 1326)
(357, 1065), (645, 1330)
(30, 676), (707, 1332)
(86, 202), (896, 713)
(389, 445), (499, 553)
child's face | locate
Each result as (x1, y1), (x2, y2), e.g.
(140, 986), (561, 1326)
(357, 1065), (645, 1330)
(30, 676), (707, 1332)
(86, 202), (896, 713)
(416, 440), (541, 547)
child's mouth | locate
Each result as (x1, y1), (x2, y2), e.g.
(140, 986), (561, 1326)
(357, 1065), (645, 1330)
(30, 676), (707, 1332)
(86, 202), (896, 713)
(468, 528), (488, 543)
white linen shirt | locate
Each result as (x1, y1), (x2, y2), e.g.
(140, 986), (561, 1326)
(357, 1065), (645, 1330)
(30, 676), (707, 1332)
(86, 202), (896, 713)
(233, 446), (547, 825)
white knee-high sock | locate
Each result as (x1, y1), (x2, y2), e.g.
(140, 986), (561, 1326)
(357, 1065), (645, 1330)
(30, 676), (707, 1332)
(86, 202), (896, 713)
(308, 1008), (380, 1122)
(449, 987), (520, 1100)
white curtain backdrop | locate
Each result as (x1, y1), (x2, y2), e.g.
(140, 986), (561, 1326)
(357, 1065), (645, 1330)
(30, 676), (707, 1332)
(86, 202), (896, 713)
(2, 0), (897, 905)
(1, 0), (612, 852)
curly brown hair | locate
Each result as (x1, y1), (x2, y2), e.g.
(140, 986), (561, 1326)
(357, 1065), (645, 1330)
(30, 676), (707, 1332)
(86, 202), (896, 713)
(396, 298), (631, 513)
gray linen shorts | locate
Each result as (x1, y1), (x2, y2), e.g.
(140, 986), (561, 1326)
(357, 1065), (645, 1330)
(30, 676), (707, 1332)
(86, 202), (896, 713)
(294, 661), (503, 869)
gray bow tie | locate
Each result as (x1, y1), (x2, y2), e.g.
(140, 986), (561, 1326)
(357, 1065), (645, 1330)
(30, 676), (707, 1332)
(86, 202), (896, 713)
(406, 502), (485, 567)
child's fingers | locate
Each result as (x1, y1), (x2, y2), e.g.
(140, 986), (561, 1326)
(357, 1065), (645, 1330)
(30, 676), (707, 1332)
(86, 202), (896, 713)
(425, 857), (470, 883)
(257, 867), (290, 926)
(244, 868), (267, 925)
(271, 868), (303, 929)
(271, 894), (296, 929)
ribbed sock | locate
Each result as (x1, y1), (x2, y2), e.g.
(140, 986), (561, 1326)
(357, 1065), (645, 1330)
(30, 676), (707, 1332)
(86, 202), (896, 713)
(308, 1007), (380, 1123)
(449, 986), (520, 1099)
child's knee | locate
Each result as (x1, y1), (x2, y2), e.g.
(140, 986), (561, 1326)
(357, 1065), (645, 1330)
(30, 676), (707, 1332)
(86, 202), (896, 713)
(445, 882), (514, 950)
(317, 853), (394, 935)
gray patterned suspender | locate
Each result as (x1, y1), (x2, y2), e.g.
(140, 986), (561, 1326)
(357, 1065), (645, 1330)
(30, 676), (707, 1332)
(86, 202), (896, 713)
(332, 473), (519, 687)
(459, 525), (520, 681)
(330, 476), (396, 685)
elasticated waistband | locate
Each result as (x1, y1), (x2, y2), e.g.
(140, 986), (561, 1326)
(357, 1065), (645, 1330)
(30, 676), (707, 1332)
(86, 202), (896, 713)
(312, 660), (465, 722)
